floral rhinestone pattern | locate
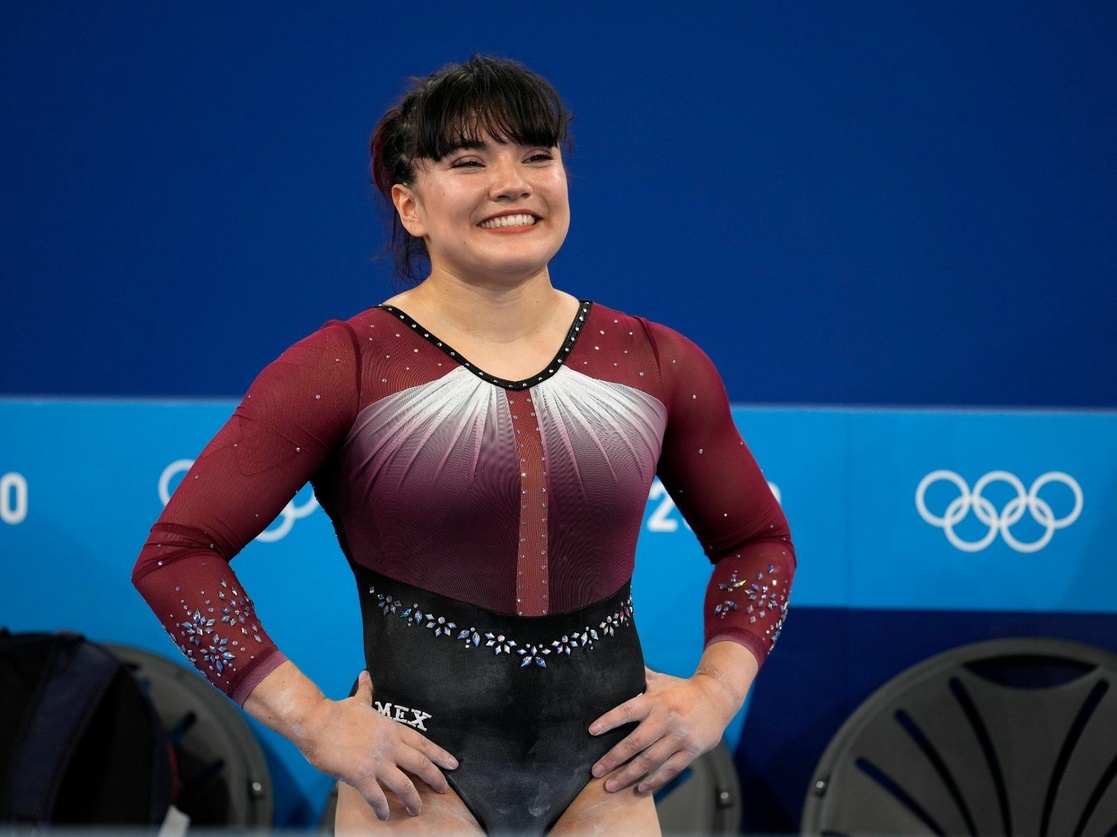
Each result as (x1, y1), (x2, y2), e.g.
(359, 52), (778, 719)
(369, 585), (634, 668)
(713, 564), (789, 652)
(170, 578), (264, 679)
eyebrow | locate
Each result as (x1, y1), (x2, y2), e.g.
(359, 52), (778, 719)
(446, 134), (548, 152)
(428, 138), (490, 165)
(439, 136), (554, 159)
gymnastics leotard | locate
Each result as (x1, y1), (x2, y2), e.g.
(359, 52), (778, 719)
(132, 299), (795, 833)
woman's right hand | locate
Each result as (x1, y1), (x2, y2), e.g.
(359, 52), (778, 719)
(298, 670), (459, 820)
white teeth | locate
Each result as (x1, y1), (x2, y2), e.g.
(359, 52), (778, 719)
(479, 213), (537, 229)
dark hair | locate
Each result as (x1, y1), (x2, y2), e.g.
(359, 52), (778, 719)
(370, 55), (573, 281)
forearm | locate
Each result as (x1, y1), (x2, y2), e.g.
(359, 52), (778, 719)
(692, 639), (760, 720)
(241, 659), (331, 756)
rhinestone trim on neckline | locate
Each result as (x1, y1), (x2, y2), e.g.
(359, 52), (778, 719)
(377, 299), (593, 391)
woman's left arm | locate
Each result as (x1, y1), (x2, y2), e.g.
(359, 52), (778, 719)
(589, 319), (795, 793)
(589, 641), (758, 793)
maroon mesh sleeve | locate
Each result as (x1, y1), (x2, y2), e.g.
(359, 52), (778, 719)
(132, 321), (361, 704)
(641, 320), (795, 667)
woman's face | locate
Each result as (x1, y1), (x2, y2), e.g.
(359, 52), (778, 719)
(392, 135), (570, 285)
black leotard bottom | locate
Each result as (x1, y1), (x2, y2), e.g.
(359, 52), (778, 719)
(352, 567), (646, 835)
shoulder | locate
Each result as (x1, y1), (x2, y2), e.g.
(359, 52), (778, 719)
(234, 311), (387, 428)
(246, 308), (392, 394)
(275, 307), (396, 358)
(587, 302), (713, 367)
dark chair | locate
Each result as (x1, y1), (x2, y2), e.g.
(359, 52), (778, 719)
(801, 638), (1117, 836)
(106, 643), (273, 829)
(655, 739), (742, 835)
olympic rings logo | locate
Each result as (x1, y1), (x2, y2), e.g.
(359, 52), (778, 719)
(158, 459), (318, 543)
(915, 470), (1083, 553)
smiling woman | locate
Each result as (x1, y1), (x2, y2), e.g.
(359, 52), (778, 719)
(131, 54), (795, 836)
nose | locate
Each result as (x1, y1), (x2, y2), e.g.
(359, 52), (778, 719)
(489, 157), (532, 201)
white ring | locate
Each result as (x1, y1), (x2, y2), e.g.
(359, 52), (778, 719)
(915, 469), (1083, 553)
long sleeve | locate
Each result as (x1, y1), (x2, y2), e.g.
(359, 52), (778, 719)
(643, 320), (795, 667)
(131, 321), (361, 703)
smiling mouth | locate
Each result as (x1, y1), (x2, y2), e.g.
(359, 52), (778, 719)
(479, 213), (537, 229)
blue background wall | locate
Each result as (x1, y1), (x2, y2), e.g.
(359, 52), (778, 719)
(3, 2), (1117, 831)
(3, 2), (1115, 406)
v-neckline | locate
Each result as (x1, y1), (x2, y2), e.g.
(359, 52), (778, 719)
(377, 299), (593, 391)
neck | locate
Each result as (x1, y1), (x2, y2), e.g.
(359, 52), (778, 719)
(397, 268), (573, 344)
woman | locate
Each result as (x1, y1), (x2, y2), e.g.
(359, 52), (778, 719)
(133, 55), (794, 835)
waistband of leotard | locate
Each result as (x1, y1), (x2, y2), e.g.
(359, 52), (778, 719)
(354, 567), (636, 667)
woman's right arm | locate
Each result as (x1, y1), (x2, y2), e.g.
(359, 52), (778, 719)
(131, 321), (456, 817)
(131, 322), (362, 702)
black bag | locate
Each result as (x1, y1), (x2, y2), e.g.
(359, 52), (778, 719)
(0, 629), (175, 826)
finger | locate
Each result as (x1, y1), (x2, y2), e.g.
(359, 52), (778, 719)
(635, 750), (695, 795)
(354, 670), (375, 704)
(396, 748), (450, 794)
(354, 780), (391, 821)
(588, 693), (648, 736)
(380, 766), (423, 817)
(591, 718), (665, 778)
(604, 737), (681, 792)
(399, 726), (459, 771)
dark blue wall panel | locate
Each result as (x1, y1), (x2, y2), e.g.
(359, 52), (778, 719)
(3, 2), (1115, 406)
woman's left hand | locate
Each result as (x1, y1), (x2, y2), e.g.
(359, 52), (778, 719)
(588, 642), (759, 794)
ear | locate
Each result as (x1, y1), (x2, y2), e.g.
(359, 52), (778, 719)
(391, 183), (426, 238)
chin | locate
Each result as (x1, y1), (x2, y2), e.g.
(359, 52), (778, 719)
(479, 249), (562, 279)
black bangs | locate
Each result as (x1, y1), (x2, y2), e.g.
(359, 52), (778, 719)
(410, 56), (570, 161)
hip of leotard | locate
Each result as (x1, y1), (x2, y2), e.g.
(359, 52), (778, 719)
(351, 567), (646, 744)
